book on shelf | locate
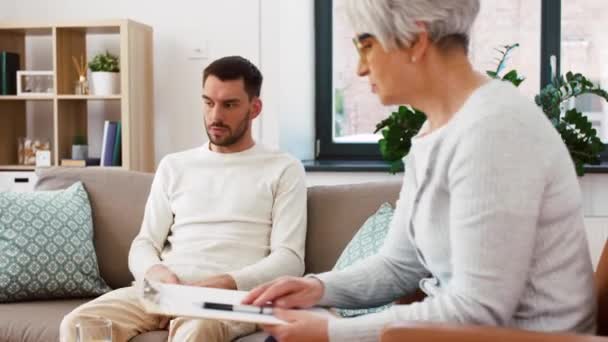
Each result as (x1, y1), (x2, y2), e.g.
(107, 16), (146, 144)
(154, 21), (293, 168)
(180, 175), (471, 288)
(61, 158), (101, 167)
(112, 121), (122, 166)
(0, 51), (20, 95)
(61, 159), (85, 167)
(100, 120), (122, 167)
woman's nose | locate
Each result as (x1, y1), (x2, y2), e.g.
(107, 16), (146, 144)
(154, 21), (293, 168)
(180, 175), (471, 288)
(357, 58), (369, 77)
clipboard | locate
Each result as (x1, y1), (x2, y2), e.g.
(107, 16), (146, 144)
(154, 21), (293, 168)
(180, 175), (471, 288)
(138, 279), (320, 325)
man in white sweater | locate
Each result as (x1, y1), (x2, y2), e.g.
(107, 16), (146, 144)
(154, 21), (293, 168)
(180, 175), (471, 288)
(60, 56), (307, 342)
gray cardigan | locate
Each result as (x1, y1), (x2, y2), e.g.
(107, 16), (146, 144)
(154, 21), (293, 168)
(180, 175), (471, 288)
(316, 80), (597, 341)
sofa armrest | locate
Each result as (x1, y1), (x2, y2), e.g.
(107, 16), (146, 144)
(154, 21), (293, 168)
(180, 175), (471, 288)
(381, 323), (607, 342)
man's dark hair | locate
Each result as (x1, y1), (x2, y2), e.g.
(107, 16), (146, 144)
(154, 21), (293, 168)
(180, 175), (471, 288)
(203, 56), (263, 99)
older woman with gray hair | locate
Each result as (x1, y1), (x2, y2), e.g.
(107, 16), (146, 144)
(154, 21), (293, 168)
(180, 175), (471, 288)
(243, 0), (596, 341)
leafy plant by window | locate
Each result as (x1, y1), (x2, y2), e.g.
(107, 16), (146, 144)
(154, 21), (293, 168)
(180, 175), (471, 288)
(374, 106), (425, 173)
(489, 44), (607, 176)
(486, 44), (526, 87)
(375, 43), (607, 176)
(88, 51), (120, 73)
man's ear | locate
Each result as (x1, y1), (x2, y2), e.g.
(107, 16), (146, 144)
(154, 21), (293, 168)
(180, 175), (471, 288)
(250, 97), (263, 119)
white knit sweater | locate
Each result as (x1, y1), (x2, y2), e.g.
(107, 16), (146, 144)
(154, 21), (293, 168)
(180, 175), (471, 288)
(316, 80), (597, 341)
(128, 143), (307, 291)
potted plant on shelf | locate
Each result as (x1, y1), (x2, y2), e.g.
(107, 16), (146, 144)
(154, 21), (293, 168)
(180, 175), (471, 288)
(88, 51), (120, 95)
(374, 43), (607, 176)
(71, 135), (88, 161)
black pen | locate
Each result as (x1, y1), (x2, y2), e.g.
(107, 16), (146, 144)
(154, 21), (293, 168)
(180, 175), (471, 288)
(201, 302), (274, 315)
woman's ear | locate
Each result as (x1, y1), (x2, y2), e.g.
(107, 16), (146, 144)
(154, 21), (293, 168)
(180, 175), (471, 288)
(410, 22), (431, 62)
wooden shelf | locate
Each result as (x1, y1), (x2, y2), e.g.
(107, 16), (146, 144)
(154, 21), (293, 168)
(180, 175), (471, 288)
(0, 165), (125, 171)
(0, 95), (121, 101)
(0, 95), (53, 101)
(0, 19), (150, 32)
(56, 166), (126, 170)
(0, 165), (36, 171)
(57, 95), (121, 100)
(0, 19), (155, 172)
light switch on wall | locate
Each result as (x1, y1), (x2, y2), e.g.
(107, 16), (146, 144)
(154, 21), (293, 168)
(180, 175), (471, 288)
(188, 41), (209, 60)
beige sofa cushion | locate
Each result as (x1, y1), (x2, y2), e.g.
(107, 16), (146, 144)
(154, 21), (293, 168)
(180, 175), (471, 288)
(305, 180), (401, 274)
(0, 297), (167, 342)
(35, 167), (154, 289)
(0, 299), (87, 342)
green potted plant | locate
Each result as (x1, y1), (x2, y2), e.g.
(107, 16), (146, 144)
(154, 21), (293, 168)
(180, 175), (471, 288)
(375, 43), (607, 176)
(88, 51), (120, 95)
(373, 106), (426, 173)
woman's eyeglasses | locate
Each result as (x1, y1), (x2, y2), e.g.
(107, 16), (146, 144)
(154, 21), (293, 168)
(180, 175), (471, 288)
(352, 33), (374, 64)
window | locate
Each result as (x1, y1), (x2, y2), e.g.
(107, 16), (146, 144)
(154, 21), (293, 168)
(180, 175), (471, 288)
(561, 0), (608, 143)
(469, 1), (541, 101)
(315, 0), (384, 159)
(332, 0), (397, 146)
(315, 0), (608, 161)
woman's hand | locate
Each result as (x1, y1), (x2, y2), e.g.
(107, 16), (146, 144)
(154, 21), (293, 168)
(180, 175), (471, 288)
(242, 276), (324, 308)
(261, 309), (329, 342)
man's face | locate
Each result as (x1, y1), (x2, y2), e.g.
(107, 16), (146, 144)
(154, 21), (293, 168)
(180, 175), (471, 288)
(202, 76), (259, 147)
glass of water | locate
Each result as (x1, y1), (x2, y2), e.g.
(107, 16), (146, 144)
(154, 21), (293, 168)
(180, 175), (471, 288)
(76, 317), (112, 342)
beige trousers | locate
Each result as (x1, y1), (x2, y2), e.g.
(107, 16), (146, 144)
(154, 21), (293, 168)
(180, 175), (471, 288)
(60, 286), (257, 342)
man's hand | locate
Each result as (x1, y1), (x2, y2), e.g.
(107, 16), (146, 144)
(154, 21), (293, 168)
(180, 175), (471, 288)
(261, 309), (329, 342)
(186, 274), (237, 290)
(242, 276), (324, 309)
(144, 264), (180, 284)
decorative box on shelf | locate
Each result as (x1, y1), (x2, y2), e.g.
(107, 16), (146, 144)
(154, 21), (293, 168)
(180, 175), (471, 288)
(16, 70), (54, 96)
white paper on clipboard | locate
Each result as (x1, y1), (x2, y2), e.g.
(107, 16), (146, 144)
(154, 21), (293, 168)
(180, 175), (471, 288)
(138, 279), (333, 326)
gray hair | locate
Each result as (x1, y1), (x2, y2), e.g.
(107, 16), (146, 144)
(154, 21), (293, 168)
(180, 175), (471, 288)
(345, 0), (480, 52)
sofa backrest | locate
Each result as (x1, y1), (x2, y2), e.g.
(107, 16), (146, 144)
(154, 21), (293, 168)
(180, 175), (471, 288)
(35, 168), (153, 289)
(305, 181), (401, 274)
(35, 167), (402, 289)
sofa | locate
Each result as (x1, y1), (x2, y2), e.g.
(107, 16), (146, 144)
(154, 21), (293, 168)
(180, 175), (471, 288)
(0, 167), (402, 342)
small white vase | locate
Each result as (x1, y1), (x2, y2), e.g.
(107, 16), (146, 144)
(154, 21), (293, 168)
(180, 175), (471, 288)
(90, 72), (120, 95)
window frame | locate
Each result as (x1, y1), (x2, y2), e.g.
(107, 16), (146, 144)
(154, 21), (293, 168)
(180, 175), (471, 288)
(314, 0), (382, 160)
(314, 0), (608, 162)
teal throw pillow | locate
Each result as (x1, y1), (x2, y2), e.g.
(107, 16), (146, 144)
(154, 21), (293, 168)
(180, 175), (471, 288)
(333, 202), (394, 317)
(0, 182), (110, 302)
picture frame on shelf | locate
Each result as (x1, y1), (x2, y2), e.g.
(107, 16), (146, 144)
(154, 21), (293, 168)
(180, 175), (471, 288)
(18, 137), (51, 166)
(16, 70), (54, 97)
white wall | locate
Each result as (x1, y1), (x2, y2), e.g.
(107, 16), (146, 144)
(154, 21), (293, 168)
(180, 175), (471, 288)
(1, 2), (14, 19)
(259, 0), (315, 160)
(2, 7), (10, 20)
(277, 0), (315, 160)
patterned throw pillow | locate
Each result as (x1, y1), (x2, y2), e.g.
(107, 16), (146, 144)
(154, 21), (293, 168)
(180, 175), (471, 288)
(0, 182), (110, 302)
(333, 202), (394, 317)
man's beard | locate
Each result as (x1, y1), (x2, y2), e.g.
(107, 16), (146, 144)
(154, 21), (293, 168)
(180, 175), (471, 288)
(205, 111), (250, 147)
